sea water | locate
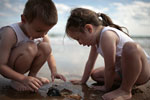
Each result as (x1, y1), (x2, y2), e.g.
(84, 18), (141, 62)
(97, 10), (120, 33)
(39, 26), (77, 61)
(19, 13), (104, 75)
(38, 36), (150, 80)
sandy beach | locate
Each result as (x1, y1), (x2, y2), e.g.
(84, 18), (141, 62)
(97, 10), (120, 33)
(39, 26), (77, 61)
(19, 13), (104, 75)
(0, 74), (150, 100)
(0, 37), (150, 100)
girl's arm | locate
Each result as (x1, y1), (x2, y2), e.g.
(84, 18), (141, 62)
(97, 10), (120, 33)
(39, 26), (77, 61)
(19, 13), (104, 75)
(101, 30), (119, 91)
(43, 35), (66, 81)
(81, 46), (98, 84)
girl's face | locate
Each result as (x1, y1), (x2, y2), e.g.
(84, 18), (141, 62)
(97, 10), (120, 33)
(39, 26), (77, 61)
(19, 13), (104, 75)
(22, 16), (53, 39)
(68, 26), (96, 47)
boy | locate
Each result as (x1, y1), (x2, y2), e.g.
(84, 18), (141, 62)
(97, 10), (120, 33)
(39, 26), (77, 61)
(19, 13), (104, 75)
(0, 0), (66, 92)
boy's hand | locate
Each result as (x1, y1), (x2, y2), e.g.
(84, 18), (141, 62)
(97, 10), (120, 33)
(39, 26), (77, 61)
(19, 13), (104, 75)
(70, 80), (84, 85)
(51, 73), (66, 82)
(22, 76), (43, 92)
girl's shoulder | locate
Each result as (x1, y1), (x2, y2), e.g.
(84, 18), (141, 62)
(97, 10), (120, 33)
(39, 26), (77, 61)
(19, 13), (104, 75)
(101, 26), (131, 40)
(101, 26), (119, 38)
(100, 26), (121, 45)
(101, 26), (120, 33)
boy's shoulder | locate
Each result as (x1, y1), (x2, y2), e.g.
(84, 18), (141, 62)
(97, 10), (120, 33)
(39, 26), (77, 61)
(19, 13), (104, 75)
(0, 26), (16, 35)
(0, 26), (17, 43)
(0, 26), (15, 34)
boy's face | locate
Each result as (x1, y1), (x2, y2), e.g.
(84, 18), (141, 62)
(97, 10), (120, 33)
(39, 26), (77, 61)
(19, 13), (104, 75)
(23, 17), (53, 39)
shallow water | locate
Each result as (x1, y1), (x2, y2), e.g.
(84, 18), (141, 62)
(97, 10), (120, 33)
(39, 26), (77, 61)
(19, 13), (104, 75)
(0, 37), (150, 100)
(39, 37), (150, 79)
(1, 76), (150, 100)
(0, 76), (104, 100)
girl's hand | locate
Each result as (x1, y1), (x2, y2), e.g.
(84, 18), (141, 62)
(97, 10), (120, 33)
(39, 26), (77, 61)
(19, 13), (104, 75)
(92, 85), (107, 92)
(70, 80), (83, 85)
(51, 73), (66, 82)
(22, 76), (43, 92)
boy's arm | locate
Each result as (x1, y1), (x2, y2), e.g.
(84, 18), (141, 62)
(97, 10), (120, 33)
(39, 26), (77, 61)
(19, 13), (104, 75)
(81, 46), (98, 84)
(43, 35), (57, 74)
(0, 27), (43, 91)
(43, 35), (66, 81)
(0, 27), (25, 81)
(101, 31), (119, 91)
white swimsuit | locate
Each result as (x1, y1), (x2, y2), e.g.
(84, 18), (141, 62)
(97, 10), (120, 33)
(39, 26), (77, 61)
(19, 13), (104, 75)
(97, 26), (150, 60)
(9, 23), (43, 47)
(96, 26), (150, 75)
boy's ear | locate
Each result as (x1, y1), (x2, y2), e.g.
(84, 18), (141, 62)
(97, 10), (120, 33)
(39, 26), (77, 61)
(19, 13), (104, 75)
(84, 24), (93, 33)
(21, 14), (26, 24)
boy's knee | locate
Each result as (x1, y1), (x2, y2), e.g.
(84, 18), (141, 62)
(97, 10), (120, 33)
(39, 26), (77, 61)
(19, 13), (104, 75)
(38, 42), (51, 56)
(26, 42), (38, 57)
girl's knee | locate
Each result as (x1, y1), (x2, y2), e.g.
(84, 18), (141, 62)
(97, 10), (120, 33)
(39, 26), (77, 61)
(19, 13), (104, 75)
(91, 69), (99, 81)
(122, 42), (141, 58)
(91, 70), (96, 80)
(38, 42), (51, 56)
(91, 67), (105, 81)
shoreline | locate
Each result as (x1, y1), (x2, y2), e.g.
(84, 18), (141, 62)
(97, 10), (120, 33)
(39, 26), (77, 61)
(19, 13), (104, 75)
(0, 75), (150, 100)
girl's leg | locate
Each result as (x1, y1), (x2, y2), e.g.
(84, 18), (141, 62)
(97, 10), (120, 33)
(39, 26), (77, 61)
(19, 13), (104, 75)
(91, 67), (105, 82)
(91, 67), (121, 83)
(28, 42), (51, 84)
(102, 42), (150, 100)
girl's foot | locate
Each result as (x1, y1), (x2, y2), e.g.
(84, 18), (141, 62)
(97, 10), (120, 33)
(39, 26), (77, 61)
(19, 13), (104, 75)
(102, 88), (132, 100)
(10, 80), (32, 91)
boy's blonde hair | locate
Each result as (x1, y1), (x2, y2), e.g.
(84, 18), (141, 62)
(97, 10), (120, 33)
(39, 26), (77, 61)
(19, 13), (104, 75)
(23, 0), (57, 25)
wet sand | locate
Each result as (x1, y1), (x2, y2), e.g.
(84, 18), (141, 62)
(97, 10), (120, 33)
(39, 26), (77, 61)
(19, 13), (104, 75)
(1, 38), (150, 100)
(0, 74), (150, 100)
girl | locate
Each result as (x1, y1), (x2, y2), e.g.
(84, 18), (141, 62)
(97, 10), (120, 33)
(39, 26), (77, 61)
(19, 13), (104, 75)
(65, 8), (150, 100)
